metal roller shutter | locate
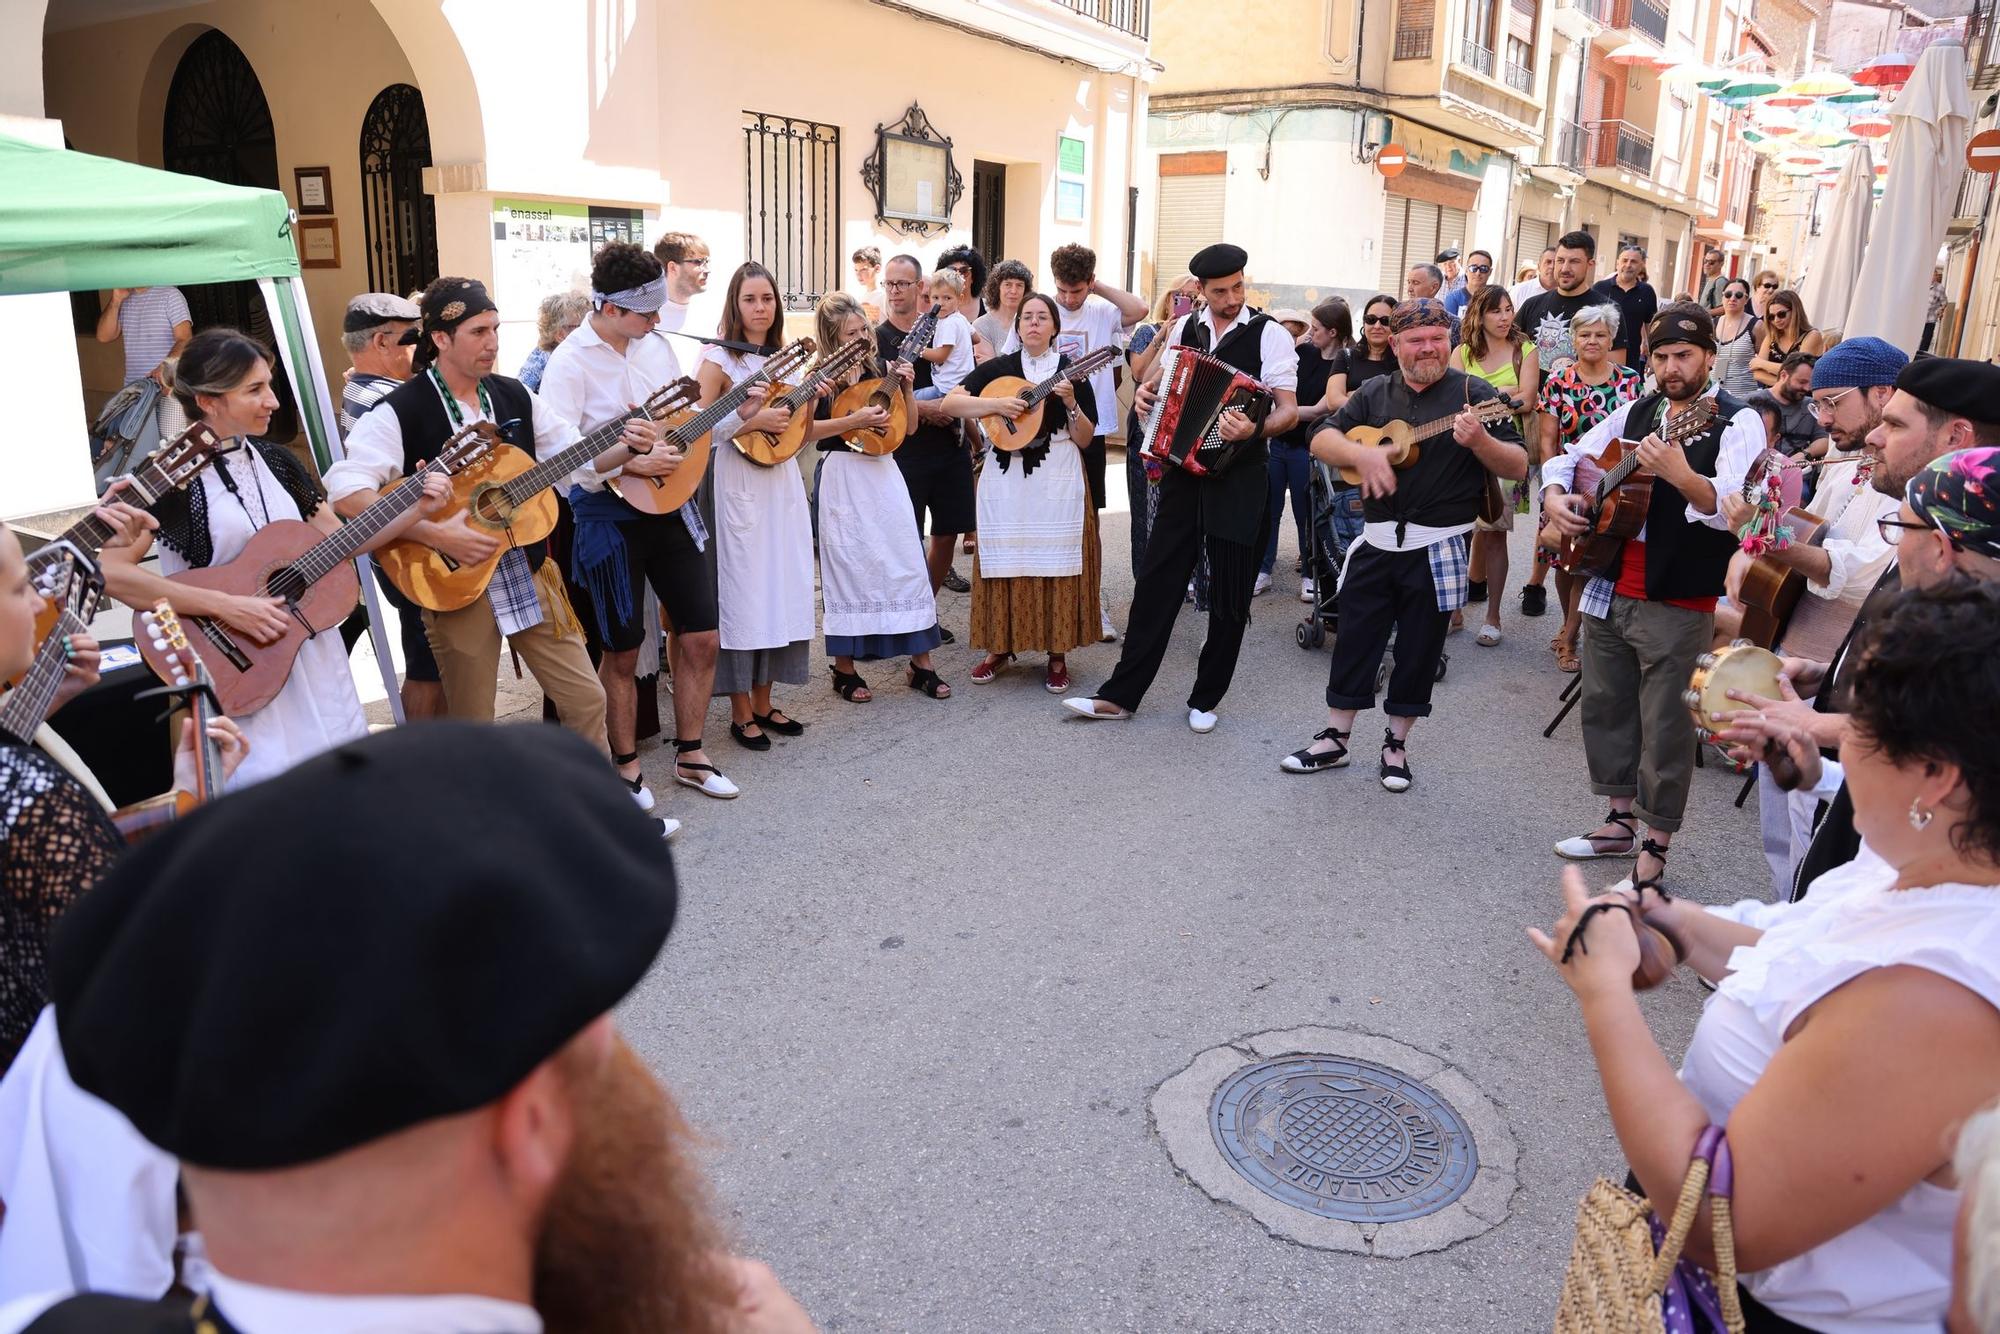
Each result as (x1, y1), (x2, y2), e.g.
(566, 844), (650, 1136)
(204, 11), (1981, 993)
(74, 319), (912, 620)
(1380, 197), (1459, 294)
(1155, 173), (1225, 291)
(1437, 205), (1469, 262)
(1515, 217), (1552, 278)
(1379, 195), (1410, 293)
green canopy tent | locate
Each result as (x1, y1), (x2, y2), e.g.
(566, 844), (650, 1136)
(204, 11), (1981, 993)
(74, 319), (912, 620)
(0, 133), (405, 717)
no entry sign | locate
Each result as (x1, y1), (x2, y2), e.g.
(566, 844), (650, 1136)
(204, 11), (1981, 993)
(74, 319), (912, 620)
(1970, 129), (2000, 174)
(1377, 144), (1408, 178)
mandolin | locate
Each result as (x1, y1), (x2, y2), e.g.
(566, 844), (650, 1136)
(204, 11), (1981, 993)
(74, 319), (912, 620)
(831, 304), (938, 455)
(733, 338), (876, 467)
(12, 423), (222, 691)
(611, 341), (815, 514)
(1552, 397), (1719, 576)
(118, 601), (226, 843)
(1335, 398), (1519, 485)
(376, 378), (701, 612)
(977, 346), (1120, 451)
(0, 545), (104, 746)
(139, 424), (497, 715)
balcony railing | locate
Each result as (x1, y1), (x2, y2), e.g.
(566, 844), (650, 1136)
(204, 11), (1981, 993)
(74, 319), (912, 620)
(1588, 119), (1655, 173)
(1621, 0), (1669, 43)
(1053, 0), (1150, 38)
(1504, 58), (1535, 91)
(1564, 0), (1617, 22)
(1956, 166), (1995, 222)
(1460, 37), (1497, 76)
(1555, 119), (1590, 170)
(1396, 26), (1434, 58)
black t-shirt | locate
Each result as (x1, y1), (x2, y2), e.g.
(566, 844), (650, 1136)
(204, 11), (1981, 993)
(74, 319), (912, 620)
(876, 318), (957, 458)
(1332, 346), (1398, 391)
(958, 351), (1099, 441)
(1284, 344), (1336, 448)
(1515, 289), (1618, 375)
(1332, 368), (1523, 529)
(1747, 388), (1821, 457)
(1590, 278), (1658, 360)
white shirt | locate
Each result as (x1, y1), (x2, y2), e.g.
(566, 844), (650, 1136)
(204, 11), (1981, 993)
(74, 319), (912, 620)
(0, 1275), (543, 1334)
(535, 320), (683, 492)
(1509, 277), (1548, 310)
(1800, 457), (1896, 606)
(324, 377), (583, 503)
(1156, 306), (1302, 391)
(1048, 294), (1130, 435)
(928, 310), (975, 393)
(1678, 866), (2000, 1332)
(1542, 396), (1763, 534)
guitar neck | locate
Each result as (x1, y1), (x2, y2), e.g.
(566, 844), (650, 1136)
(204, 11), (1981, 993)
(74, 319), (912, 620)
(896, 312), (939, 365)
(503, 408), (650, 505)
(295, 458), (445, 585)
(0, 605), (88, 742)
(57, 455), (181, 554)
(1025, 354), (1108, 409)
(671, 364), (785, 446)
(189, 679), (224, 799)
(1599, 400), (1712, 494)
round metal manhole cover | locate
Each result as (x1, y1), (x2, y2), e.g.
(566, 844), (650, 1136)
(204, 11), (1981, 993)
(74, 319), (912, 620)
(1210, 1055), (1478, 1223)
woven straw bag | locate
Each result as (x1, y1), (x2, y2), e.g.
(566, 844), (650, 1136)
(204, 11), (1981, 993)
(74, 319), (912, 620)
(1555, 1126), (1746, 1334)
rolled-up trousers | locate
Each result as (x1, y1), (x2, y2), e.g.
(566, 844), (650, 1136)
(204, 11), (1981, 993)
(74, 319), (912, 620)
(1579, 595), (1712, 832)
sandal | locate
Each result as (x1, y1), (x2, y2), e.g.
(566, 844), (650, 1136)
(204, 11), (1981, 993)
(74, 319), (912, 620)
(1378, 730), (1412, 793)
(1555, 811), (1638, 860)
(1280, 727), (1350, 774)
(755, 710), (804, 736)
(830, 666), (872, 702)
(1555, 637), (1580, 674)
(970, 653), (1014, 684)
(1044, 658), (1070, 693)
(907, 665), (951, 699)
(672, 738), (740, 799)
(1627, 838), (1671, 896)
(612, 749), (655, 812)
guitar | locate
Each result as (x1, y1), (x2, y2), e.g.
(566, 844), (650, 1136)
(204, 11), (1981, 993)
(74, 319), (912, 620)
(1335, 398), (1519, 485)
(376, 378), (701, 612)
(119, 601), (226, 843)
(733, 338), (877, 467)
(831, 304), (939, 455)
(977, 346), (1121, 451)
(12, 422), (222, 690)
(0, 545), (104, 745)
(610, 340), (815, 514)
(138, 424), (497, 715)
(1553, 397), (1720, 576)
(1735, 507), (1828, 649)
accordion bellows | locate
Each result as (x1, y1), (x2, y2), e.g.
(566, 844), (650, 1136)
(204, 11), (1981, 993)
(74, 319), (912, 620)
(1143, 347), (1274, 477)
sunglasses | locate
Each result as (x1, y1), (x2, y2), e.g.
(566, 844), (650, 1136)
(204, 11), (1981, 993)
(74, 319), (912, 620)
(1468, 265), (1492, 275)
(1759, 281), (1779, 289)
(1363, 314), (1392, 326)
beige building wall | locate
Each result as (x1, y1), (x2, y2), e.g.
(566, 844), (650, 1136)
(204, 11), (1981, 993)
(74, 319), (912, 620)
(1149, 0), (1360, 93)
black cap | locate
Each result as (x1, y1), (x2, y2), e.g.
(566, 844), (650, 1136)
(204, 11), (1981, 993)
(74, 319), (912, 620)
(52, 723), (679, 1170)
(1436, 248), (1461, 263)
(1645, 304), (1717, 353)
(1895, 356), (2000, 424)
(1188, 243), (1248, 280)
(342, 292), (421, 335)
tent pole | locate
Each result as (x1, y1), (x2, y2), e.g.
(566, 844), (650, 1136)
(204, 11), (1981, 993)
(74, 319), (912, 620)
(260, 276), (407, 725)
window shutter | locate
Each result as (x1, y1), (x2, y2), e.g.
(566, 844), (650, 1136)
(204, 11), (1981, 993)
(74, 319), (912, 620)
(1155, 171), (1226, 291)
(1379, 195), (1410, 293)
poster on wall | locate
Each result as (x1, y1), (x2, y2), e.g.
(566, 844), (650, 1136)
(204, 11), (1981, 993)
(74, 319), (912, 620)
(1055, 135), (1087, 224)
(490, 200), (648, 368)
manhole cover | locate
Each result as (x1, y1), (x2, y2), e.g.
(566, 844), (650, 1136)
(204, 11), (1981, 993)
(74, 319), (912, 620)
(1210, 1055), (1478, 1223)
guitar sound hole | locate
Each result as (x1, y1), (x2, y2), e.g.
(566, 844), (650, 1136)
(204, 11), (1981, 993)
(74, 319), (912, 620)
(471, 486), (513, 528)
(265, 567), (307, 604)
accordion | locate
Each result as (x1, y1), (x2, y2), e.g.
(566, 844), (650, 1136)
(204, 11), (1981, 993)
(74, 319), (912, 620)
(1143, 346), (1274, 477)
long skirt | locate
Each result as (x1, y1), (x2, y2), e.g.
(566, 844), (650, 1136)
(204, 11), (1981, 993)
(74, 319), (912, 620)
(970, 505), (1100, 656)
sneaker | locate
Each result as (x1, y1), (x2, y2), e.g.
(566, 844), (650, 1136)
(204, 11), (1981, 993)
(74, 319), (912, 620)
(942, 567), (971, 594)
(625, 775), (656, 813)
(1476, 624), (1502, 647)
(1299, 578), (1317, 604)
(655, 817), (682, 840)
(939, 625), (956, 645)
(1521, 584), (1548, 617)
(1100, 608), (1119, 643)
(1467, 579), (1488, 604)
(1253, 572), (1274, 598)
(1188, 707), (1218, 734)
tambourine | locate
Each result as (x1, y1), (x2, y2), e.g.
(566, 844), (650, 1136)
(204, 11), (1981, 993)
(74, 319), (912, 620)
(1684, 640), (1783, 739)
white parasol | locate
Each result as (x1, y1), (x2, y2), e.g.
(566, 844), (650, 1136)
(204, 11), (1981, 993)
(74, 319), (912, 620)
(1800, 141), (1875, 338)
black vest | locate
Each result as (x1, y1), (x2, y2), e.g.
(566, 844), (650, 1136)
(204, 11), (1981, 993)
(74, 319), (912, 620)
(381, 372), (545, 570)
(1622, 391), (1745, 602)
(24, 1292), (229, 1333)
(1170, 310), (1275, 547)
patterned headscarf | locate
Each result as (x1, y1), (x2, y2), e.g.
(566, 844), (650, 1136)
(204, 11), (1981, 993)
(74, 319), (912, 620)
(592, 274), (668, 314)
(413, 278), (498, 369)
(1908, 447), (2000, 561)
(1389, 298), (1452, 334)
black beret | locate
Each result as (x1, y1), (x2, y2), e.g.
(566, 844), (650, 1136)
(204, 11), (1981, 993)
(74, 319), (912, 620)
(1436, 248), (1461, 263)
(1188, 243), (1248, 280)
(1895, 355), (2000, 423)
(51, 723), (678, 1170)
(1645, 304), (1717, 352)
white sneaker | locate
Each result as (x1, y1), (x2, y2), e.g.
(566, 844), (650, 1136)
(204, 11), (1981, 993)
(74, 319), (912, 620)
(674, 760), (741, 799)
(624, 776), (656, 813)
(1188, 708), (1218, 734)
(1253, 572), (1274, 598)
(655, 816), (682, 840)
(1100, 607), (1119, 643)
(1300, 578), (1316, 604)
(1062, 696), (1131, 720)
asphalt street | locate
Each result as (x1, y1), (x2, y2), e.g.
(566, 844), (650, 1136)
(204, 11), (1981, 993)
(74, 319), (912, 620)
(495, 465), (1767, 1333)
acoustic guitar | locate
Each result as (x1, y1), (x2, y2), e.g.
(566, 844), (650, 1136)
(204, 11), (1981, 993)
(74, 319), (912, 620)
(138, 424), (497, 715)
(1335, 398), (1519, 485)
(377, 379), (700, 612)
(832, 304), (938, 455)
(610, 340), (814, 515)
(977, 346), (1120, 451)
(0, 544), (103, 746)
(733, 338), (876, 467)
(11, 422), (222, 691)
(1552, 397), (1719, 576)
(118, 602), (227, 843)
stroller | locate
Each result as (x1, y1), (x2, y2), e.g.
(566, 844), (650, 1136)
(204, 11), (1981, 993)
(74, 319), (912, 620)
(1295, 459), (1449, 688)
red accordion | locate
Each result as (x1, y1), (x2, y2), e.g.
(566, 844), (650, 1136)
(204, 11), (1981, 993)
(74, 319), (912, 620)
(1143, 346), (1274, 477)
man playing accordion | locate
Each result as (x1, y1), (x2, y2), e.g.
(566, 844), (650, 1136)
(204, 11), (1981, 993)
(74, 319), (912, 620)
(1062, 243), (1299, 733)
(1279, 298), (1528, 791)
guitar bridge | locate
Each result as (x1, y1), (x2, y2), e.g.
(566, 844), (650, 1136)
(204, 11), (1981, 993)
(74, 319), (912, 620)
(191, 617), (253, 672)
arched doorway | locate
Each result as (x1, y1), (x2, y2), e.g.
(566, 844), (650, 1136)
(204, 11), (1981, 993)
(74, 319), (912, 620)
(161, 28), (294, 436)
(359, 83), (440, 298)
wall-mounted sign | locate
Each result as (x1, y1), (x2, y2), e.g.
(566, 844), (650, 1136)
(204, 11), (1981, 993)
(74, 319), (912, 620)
(1377, 144), (1408, 177)
(862, 103), (963, 237)
(1056, 134), (1087, 223)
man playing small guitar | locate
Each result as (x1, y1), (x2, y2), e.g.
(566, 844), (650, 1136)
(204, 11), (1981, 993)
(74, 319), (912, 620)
(1542, 304), (1765, 895)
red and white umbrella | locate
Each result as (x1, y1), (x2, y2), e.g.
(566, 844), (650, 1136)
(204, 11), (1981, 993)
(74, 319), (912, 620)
(1851, 52), (1915, 87)
(1606, 41), (1670, 67)
(1848, 116), (1892, 139)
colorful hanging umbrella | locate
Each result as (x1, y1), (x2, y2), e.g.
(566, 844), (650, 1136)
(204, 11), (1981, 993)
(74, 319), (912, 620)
(1761, 92), (1816, 109)
(1873, 162), (1890, 175)
(1721, 76), (1784, 98)
(1607, 40), (1671, 66)
(1784, 71), (1856, 98)
(1851, 52), (1915, 86)
(1742, 129), (1770, 145)
(1848, 114), (1892, 135)
(1661, 61), (1728, 85)
(1826, 89), (1880, 105)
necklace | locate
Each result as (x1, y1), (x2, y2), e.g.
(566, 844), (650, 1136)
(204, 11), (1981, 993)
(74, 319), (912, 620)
(428, 365), (491, 430)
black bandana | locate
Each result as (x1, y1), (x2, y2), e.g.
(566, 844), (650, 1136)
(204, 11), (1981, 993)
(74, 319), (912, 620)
(413, 279), (498, 368)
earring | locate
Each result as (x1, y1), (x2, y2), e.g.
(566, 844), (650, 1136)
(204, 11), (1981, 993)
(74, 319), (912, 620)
(1909, 798), (1935, 832)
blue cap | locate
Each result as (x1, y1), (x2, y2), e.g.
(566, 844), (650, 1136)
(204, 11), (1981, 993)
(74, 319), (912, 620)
(1812, 336), (1909, 390)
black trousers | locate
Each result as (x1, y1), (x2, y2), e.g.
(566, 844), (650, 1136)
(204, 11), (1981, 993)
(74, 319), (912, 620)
(1097, 468), (1262, 713)
(1324, 543), (1450, 718)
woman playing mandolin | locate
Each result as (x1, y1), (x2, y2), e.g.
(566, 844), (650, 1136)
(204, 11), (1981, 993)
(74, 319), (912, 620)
(941, 293), (1100, 694)
(98, 331), (447, 788)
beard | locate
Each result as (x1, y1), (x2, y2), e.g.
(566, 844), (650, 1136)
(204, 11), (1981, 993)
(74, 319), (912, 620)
(1403, 353), (1447, 387)
(533, 1039), (741, 1334)
(1657, 369), (1706, 402)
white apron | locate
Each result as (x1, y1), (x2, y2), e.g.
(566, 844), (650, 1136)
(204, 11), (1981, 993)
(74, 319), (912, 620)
(974, 350), (1086, 578)
(818, 451), (938, 638)
(158, 446), (368, 788)
(702, 347), (818, 651)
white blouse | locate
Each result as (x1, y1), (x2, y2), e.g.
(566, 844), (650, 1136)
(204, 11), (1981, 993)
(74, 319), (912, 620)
(1679, 866), (2000, 1332)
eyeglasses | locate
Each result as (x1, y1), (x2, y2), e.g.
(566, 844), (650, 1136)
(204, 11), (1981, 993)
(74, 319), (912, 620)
(1808, 386), (1857, 420)
(1877, 514), (1937, 547)
(947, 263), (973, 275)
(1362, 314), (1392, 327)
(674, 257), (711, 270)
(1759, 281), (1779, 290)
(883, 279), (918, 290)
(1468, 265), (1492, 275)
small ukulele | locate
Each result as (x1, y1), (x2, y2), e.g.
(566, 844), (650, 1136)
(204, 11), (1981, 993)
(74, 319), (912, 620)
(612, 341), (816, 514)
(1335, 398), (1518, 485)
(734, 339), (876, 467)
(832, 305), (939, 455)
(1553, 397), (1719, 576)
(977, 346), (1120, 451)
